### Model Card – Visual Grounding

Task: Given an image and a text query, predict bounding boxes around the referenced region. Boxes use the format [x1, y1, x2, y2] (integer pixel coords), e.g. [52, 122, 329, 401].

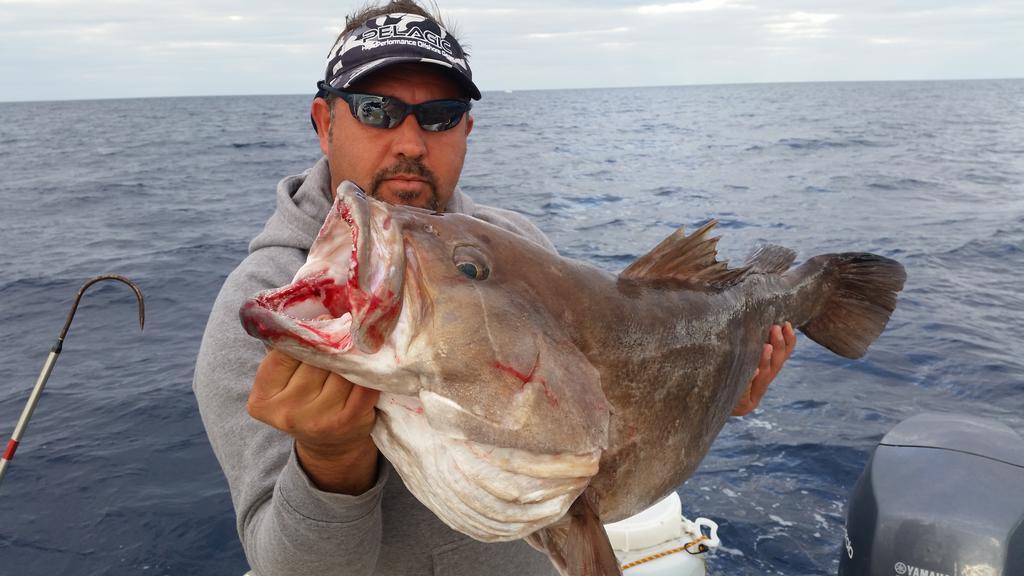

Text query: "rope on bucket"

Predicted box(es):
[620, 534, 711, 571]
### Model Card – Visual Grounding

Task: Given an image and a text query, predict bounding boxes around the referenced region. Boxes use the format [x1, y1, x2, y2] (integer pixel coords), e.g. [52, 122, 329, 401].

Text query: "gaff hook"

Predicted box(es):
[0, 274, 145, 489]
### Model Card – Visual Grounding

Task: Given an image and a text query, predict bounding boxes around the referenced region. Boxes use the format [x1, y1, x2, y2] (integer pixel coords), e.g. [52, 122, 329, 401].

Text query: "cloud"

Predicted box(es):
[154, 40, 309, 51]
[526, 26, 630, 40]
[634, 0, 742, 16]
[867, 37, 913, 46]
[764, 11, 839, 40]
[445, 7, 522, 16]
[1, 0, 1023, 101]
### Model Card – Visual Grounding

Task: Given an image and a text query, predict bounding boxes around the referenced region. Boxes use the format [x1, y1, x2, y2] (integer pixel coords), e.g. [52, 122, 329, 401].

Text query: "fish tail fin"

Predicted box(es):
[799, 253, 906, 359]
[526, 490, 622, 576]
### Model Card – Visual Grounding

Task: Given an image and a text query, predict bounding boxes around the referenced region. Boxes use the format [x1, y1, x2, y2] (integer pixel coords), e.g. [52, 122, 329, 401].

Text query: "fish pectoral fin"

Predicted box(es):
[528, 489, 622, 576]
[619, 219, 748, 287]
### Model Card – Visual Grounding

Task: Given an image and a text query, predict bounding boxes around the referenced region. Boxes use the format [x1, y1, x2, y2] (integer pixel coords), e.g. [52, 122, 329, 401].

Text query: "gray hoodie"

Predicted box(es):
[193, 158, 558, 576]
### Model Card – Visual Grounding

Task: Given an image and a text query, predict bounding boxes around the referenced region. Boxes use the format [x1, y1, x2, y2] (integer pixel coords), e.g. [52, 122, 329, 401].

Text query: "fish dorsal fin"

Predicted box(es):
[619, 220, 748, 286]
[743, 244, 797, 274]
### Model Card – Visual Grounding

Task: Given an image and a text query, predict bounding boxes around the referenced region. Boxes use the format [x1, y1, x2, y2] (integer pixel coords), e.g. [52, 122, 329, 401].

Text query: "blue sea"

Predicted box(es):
[1, 79, 1023, 576]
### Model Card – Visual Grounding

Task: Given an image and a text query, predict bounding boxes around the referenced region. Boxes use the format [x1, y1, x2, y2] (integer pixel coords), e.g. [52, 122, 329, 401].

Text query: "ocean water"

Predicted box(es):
[1, 79, 1022, 575]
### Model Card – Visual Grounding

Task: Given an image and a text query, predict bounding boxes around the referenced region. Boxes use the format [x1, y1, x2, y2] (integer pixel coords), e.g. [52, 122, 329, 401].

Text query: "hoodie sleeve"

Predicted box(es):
[193, 246, 387, 576]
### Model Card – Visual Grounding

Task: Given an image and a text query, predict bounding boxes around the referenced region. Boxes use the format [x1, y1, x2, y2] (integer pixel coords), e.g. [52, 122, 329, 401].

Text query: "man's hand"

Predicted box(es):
[247, 349, 380, 494]
[732, 322, 797, 416]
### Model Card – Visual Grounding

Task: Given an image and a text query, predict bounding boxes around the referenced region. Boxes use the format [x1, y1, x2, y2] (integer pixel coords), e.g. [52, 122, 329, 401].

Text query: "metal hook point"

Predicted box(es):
[58, 274, 145, 344]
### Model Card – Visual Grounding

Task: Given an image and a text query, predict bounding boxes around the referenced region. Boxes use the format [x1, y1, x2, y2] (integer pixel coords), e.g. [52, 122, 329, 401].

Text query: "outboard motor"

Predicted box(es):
[840, 413, 1024, 576]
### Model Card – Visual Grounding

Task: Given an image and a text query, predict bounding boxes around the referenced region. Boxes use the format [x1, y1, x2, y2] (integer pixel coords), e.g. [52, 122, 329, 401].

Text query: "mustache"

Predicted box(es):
[370, 158, 439, 210]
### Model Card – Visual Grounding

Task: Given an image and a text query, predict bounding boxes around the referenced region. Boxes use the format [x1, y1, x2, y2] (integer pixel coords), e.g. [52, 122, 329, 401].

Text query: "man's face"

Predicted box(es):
[311, 64, 474, 211]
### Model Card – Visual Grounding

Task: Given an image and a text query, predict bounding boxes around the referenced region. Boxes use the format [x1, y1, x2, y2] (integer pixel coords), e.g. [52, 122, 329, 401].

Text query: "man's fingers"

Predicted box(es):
[769, 325, 786, 374]
[293, 373, 379, 443]
[342, 384, 380, 421]
[753, 344, 772, 391]
[783, 321, 797, 356]
[272, 361, 332, 406]
[759, 342, 773, 376]
[252, 349, 302, 400]
[732, 367, 759, 416]
[734, 324, 795, 418]
[748, 366, 765, 396]
[308, 373, 377, 424]
[312, 371, 356, 409]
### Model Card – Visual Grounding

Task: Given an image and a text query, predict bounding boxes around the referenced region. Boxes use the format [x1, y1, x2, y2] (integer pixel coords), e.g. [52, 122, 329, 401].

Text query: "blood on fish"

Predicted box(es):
[360, 298, 401, 350]
[241, 312, 318, 348]
[387, 397, 424, 415]
[254, 274, 324, 310]
[400, 403, 424, 415]
[320, 282, 350, 318]
[254, 274, 351, 319]
[340, 205, 360, 283]
[493, 361, 559, 407]
[348, 289, 395, 314]
[541, 385, 560, 408]
[494, 361, 535, 385]
[302, 322, 354, 350]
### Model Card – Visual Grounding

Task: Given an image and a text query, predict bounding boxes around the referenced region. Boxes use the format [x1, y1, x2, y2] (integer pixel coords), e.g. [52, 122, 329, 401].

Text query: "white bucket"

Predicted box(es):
[604, 492, 720, 575]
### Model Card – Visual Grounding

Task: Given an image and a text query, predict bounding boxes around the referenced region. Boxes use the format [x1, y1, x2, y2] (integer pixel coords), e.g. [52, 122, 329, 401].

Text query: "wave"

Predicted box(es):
[866, 178, 939, 191]
[777, 137, 887, 151]
[230, 141, 288, 149]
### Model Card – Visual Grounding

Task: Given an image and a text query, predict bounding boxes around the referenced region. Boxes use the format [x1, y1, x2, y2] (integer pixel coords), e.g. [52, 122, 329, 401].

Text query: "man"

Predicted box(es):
[193, 2, 796, 575]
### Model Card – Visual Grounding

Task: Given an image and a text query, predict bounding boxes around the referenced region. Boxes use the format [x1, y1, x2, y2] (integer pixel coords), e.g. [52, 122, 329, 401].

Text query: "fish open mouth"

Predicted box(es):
[240, 182, 405, 356]
[240, 273, 357, 351]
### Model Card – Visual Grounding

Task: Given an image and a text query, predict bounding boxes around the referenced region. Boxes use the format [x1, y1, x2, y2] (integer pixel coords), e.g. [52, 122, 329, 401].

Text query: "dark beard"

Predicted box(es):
[370, 157, 440, 211]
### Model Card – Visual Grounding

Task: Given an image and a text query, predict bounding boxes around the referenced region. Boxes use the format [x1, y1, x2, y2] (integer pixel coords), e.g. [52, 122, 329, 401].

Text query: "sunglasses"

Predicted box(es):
[317, 81, 471, 132]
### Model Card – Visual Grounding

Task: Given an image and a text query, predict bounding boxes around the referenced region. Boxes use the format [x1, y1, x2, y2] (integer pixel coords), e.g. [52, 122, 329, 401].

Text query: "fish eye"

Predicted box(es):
[453, 246, 490, 281]
[456, 262, 486, 280]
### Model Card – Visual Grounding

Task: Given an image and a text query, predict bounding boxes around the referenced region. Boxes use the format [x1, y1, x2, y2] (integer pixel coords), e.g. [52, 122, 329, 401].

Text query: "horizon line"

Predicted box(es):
[1, 76, 1021, 105]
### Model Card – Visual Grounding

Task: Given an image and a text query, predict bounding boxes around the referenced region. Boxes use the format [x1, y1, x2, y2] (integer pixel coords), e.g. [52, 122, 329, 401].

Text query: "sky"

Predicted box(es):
[1, 0, 1022, 102]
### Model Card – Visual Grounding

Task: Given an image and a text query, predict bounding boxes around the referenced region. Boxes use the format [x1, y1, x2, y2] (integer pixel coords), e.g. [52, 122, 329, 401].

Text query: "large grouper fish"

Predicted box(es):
[239, 182, 906, 575]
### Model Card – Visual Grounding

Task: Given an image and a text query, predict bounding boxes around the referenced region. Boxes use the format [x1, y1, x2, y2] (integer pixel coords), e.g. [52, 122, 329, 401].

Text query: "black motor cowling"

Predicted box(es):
[840, 413, 1024, 576]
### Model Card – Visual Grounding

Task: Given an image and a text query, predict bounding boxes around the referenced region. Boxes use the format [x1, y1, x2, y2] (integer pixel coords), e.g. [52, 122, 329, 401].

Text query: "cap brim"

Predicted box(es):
[338, 56, 482, 101]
